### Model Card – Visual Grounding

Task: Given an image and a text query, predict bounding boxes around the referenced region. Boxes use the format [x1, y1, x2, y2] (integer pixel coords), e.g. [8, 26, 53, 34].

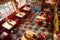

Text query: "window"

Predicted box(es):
[9, 4, 14, 13]
[7, 2, 12, 6]
[17, 0, 26, 8]
[0, 1, 15, 21]
[0, 9, 6, 14]
[0, 5, 3, 10]
[5, 7, 11, 15]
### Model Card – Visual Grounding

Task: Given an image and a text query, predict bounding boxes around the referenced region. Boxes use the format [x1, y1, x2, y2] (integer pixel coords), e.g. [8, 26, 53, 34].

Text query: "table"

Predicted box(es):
[21, 30, 37, 40]
[23, 6, 31, 11]
[36, 15, 46, 21]
[16, 12, 26, 18]
[2, 19, 16, 30]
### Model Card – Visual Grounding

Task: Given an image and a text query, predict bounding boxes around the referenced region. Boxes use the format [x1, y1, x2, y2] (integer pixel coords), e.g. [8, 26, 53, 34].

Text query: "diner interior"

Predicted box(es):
[0, 0, 60, 40]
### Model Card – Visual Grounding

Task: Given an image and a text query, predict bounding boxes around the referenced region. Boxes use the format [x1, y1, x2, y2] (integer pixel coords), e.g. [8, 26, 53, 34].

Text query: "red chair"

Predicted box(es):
[55, 31, 60, 37]
[0, 31, 11, 40]
[55, 31, 60, 40]
[35, 19, 43, 26]
[46, 15, 52, 22]
[37, 33, 47, 40]
[35, 19, 41, 26]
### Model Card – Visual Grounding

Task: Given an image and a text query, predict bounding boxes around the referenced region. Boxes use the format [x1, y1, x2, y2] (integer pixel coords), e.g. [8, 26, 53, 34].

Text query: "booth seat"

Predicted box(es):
[0, 27, 6, 34]
[0, 19, 6, 25]
[8, 12, 17, 20]
[13, 18, 21, 28]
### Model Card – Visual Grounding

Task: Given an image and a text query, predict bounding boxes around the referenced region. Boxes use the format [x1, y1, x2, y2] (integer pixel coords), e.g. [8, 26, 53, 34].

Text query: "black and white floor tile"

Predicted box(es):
[10, 9, 52, 40]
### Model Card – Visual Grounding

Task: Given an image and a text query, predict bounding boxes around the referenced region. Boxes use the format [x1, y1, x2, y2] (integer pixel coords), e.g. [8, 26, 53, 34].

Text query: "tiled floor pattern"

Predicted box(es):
[10, 10, 52, 40]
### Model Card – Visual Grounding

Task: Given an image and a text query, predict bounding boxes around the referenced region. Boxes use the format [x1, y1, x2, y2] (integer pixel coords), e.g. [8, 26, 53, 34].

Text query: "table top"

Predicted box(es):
[26, 30, 37, 36]
[21, 30, 37, 40]
[23, 6, 31, 11]
[16, 12, 26, 18]
[36, 15, 46, 20]
[2, 19, 16, 30]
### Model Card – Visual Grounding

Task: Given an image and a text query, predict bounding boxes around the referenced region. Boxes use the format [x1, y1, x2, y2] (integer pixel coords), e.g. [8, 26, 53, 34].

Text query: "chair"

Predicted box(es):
[0, 31, 11, 40]
[38, 33, 47, 40]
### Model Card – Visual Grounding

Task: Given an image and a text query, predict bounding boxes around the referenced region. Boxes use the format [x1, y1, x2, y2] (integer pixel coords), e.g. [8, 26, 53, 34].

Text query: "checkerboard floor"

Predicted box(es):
[10, 11, 52, 40]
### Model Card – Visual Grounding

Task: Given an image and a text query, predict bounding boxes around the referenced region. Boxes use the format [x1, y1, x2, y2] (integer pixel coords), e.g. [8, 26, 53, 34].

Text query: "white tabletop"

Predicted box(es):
[21, 30, 37, 40]
[23, 7, 31, 11]
[16, 12, 26, 18]
[36, 15, 46, 20]
[2, 20, 16, 30]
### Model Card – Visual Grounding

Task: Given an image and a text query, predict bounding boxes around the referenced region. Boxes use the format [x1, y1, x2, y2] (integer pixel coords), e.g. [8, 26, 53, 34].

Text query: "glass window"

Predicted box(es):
[4, 3, 8, 7]
[9, 5, 14, 13]
[17, 0, 26, 8]
[0, 6, 1, 10]
[0, 1, 15, 21]
[0, 9, 6, 14]
[4, 7, 11, 15]
[0, 5, 3, 10]
[7, 2, 12, 6]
